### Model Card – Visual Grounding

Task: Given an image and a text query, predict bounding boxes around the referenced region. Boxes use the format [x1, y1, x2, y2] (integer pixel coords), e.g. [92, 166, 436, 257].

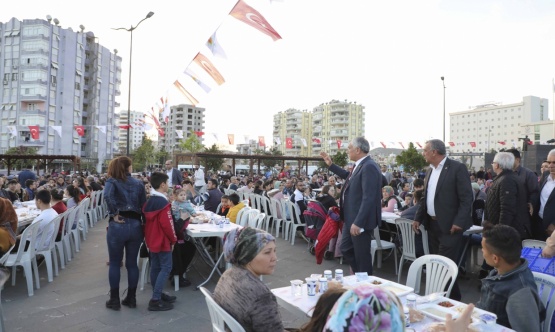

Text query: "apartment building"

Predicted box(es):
[158, 104, 205, 153]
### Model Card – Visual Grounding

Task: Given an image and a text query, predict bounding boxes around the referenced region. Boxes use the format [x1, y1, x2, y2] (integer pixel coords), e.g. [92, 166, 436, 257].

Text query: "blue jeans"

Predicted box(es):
[150, 251, 173, 300]
[107, 218, 143, 290]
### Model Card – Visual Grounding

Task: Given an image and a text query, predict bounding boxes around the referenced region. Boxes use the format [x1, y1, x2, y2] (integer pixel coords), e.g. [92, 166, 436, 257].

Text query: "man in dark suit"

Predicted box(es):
[164, 160, 183, 189]
[413, 139, 473, 301]
[537, 149, 555, 240]
[320, 137, 382, 275]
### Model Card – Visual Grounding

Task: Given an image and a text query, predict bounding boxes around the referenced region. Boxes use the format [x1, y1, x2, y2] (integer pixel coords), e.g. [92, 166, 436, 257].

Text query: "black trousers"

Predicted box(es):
[428, 220, 463, 301]
[340, 222, 373, 275]
[170, 241, 196, 276]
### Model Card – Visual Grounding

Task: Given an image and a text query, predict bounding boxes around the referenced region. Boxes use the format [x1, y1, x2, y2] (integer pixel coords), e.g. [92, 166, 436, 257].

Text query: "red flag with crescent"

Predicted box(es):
[285, 137, 293, 149]
[312, 137, 321, 144]
[448, 141, 455, 147]
[75, 125, 85, 137]
[193, 53, 225, 86]
[194, 131, 205, 137]
[230, 0, 282, 41]
[336, 140, 342, 149]
[258, 136, 265, 146]
[158, 128, 165, 137]
[469, 142, 476, 148]
[380, 142, 386, 148]
[119, 125, 132, 130]
[29, 126, 39, 139]
[498, 141, 506, 145]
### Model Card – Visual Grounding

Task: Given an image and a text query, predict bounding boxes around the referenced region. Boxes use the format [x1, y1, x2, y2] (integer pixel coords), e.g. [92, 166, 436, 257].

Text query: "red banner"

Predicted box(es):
[469, 142, 476, 148]
[75, 125, 85, 137]
[336, 140, 342, 149]
[194, 131, 205, 137]
[312, 138, 321, 144]
[28, 125, 39, 139]
[230, 0, 282, 41]
[193, 53, 225, 86]
[285, 137, 293, 149]
[258, 136, 265, 146]
[228, 134, 234, 145]
[380, 142, 386, 148]
[448, 142, 455, 147]
[498, 141, 506, 145]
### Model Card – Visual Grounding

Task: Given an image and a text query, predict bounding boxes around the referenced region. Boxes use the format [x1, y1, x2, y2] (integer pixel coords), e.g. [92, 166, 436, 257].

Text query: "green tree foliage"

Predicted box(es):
[179, 131, 204, 155]
[201, 144, 225, 172]
[395, 142, 426, 174]
[332, 151, 349, 167]
[4, 146, 38, 169]
[133, 135, 156, 171]
[254, 146, 284, 170]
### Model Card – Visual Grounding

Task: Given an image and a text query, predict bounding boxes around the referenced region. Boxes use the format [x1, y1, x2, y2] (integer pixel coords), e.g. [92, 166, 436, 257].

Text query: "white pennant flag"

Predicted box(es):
[176, 130, 183, 139]
[212, 133, 219, 142]
[51, 125, 62, 137]
[370, 141, 375, 148]
[7, 125, 17, 137]
[274, 137, 281, 145]
[95, 125, 106, 134]
[244, 135, 250, 144]
[328, 140, 334, 145]
[300, 138, 307, 147]
[512, 140, 517, 148]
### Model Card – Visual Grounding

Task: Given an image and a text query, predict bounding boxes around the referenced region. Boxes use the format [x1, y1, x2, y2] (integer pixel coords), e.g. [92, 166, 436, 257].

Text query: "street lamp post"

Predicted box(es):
[113, 11, 154, 156]
[441, 76, 446, 142]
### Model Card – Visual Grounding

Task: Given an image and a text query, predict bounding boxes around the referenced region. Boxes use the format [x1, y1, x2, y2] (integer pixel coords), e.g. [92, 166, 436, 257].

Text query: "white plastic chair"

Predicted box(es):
[85, 191, 97, 228]
[54, 206, 76, 269]
[248, 213, 265, 229]
[69, 199, 89, 254]
[235, 207, 251, 227]
[0, 245, 15, 266]
[268, 198, 284, 237]
[406, 254, 458, 297]
[280, 199, 293, 241]
[371, 227, 398, 274]
[199, 287, 246, 332]
[138, 242, 150, 291]
[62, 206, 80, 262]
[395, 218, 429, 283]
[4, 222, 41, 296]
[523, 239, 547, 249]
[35, 214, 63, 282]
[258, 196, 272, 232]
[245, 209, 260, 228]
[532, 271, 555, 332]
[286, 201, 305, 245]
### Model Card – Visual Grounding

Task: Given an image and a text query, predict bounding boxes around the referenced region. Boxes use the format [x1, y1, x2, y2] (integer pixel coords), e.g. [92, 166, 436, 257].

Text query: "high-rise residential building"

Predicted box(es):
[158, 104, 205, 153]
[0, 17, 121, 169]
[117, 110, 145, 153]
[272, 100, 365, 156]
[449, 96, 549, 152]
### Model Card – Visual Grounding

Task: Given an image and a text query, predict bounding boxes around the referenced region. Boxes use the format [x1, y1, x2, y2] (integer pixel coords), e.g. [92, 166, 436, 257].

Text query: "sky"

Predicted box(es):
[4, 0, 555, 150]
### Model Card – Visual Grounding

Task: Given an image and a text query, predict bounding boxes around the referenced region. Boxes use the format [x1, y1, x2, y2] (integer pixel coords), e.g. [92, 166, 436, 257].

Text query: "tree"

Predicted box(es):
[395, 142, 426, 174]
[4, 146, 38, 170]
[202, 144, 225, 173]
[133, 135, 156, 171]
[255, 146, 284, 170]
[331, 151, 348, 168]
[179, 131, 204, 164]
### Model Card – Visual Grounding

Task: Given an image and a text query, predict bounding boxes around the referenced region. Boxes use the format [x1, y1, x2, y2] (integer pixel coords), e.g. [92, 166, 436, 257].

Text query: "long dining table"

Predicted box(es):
[271, 275, 514, 331]
[15, 201, 39, 231]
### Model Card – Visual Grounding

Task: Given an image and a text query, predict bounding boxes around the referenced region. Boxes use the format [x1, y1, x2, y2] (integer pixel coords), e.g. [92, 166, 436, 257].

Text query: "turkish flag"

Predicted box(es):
[498, 141, 506, 145]
[230, 0, 282, 41]
[75, 125, 85, 137]
[29, 125, 39, 139]
[193, 53, 225, 86]
[258, 136, 265, 146]
[448, 141, 455, 147]
[194, 131, 205, 137]
[228, 134, 234, 145]
[527, 140, 534, 145]
[157, 128, 165, 137]
[336, 140, 342, 149]
[285, 137, 293, 149]
[380, 142, 386, 148]
[119, 125, 132, 130]
[312, 137, 321, 144]
[469, 142, 476, 148]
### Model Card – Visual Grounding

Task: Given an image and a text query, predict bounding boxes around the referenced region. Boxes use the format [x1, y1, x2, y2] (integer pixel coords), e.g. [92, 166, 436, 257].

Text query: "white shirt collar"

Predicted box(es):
[150, 190, 168, 200]
[430, 156, 448, 170]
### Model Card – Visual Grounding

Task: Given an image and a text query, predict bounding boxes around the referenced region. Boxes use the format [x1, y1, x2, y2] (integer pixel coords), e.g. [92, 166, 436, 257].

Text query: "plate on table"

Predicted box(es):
[419, 303, 459, 321]
[380, 283, 414, 297]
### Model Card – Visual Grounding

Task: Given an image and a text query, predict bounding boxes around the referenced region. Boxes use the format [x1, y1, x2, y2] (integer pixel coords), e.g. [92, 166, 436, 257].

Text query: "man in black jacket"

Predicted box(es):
[485, 152, 530, 239]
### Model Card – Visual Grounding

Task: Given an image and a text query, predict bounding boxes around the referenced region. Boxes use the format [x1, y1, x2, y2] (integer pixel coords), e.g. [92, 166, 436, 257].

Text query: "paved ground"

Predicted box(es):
[2, 218, 484, 331]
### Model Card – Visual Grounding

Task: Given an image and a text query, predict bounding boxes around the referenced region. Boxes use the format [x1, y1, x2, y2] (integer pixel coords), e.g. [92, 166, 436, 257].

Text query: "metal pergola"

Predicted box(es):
[0, 155, 81, 176]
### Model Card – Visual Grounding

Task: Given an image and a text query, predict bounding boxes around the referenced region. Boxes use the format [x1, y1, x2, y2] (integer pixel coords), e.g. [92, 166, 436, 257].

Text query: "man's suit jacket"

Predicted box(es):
[415, 158, 473, 234]
[170, 168, 183, 187]
[538, 175, 555, 230]
[329, 157, 382, 231]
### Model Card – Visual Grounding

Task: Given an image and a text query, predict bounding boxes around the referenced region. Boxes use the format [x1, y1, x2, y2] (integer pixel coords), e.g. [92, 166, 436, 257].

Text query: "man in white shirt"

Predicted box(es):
[193, 165, 206, 194]
[32, 189, 58, 251]
[237, 180, 254, 194]
[537, 149, 555, 240]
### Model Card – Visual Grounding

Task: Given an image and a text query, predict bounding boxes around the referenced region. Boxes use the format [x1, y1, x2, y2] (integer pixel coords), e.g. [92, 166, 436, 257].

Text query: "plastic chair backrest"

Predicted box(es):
[395, 218, 430, 259]
[532, 271, 555, 332]
[199, 287, 246, 332]
[78, 198, 91, 222]
[268, 198, 281, 219]
[62, 206, 79, 236]
[287, 201, 303, 225]
[253, 213, 266, 229]
[34, 214, 61, 252]
[11, 222, 40, 263]
[406, 254, 458, 297]
[236, 207, 250, 227]
[245, 209, 260, 228]
[523, 240, 547, 249]
[280, 199, 290, 221]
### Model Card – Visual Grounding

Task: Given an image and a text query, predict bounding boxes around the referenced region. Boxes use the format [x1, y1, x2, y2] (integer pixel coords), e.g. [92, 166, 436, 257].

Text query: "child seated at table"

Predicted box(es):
[169, 187, 197, 288]
[171, 188, 197, 222]
[217, 195, 230, 217]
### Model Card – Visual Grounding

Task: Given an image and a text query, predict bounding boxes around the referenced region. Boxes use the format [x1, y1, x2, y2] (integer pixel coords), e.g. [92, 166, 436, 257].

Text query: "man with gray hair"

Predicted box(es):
[320, 137, 382, 275]
[536, 149, 555, 240]
[414, 139, 473, 301]
[485, 152, 530, 239]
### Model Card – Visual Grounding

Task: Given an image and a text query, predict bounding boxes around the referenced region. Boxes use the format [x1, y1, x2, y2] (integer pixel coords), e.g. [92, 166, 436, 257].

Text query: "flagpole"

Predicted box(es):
[552, 78, 554, 141]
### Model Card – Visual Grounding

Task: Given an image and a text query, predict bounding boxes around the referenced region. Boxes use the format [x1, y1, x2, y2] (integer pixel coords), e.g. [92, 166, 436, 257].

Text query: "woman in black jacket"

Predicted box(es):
[316, 185, 338, 211]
